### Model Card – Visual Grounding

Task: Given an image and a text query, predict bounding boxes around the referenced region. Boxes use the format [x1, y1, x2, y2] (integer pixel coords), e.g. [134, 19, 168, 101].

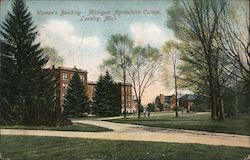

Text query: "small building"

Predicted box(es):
[179, 94, 196, 112]
[157, 93, 195, 112]
[159, 94, 175, 111]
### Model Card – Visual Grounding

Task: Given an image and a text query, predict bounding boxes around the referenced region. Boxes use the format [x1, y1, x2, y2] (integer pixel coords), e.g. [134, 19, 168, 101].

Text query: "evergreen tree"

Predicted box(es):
[0, 0, 60, 125]
[93, 71, 120, 117]
[63, 72, 89, 118]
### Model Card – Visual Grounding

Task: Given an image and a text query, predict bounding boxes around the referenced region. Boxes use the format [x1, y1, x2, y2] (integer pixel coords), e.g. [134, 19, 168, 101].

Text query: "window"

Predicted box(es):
[80, 75, 84, 81]
[63, 73, 68, 80]
[63, 83, 68, 89]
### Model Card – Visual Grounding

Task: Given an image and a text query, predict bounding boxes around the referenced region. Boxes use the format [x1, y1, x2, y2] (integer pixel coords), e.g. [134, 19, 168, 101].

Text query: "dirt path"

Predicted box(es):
[1, 119, 249, 148]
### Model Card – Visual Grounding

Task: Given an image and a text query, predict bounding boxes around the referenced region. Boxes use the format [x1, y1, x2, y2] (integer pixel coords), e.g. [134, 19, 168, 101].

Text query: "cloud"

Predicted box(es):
[38, 19, 101, 50]
[37, 19, 104, 80]
[130, 22, 168, 47]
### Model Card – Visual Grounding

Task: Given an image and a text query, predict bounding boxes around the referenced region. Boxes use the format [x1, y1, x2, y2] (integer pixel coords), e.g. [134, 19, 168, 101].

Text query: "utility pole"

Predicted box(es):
[172, 54, 178, 118]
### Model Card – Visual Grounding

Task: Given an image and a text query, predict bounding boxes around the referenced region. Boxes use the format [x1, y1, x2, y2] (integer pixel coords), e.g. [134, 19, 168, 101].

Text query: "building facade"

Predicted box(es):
[159, 94, 176, 111]
[116, 83, 135, 113]
[87, 82, 136, 113]
[50, 66, 136, 113]
[50, 66, 88, 111]
[157, 93, 196, 112]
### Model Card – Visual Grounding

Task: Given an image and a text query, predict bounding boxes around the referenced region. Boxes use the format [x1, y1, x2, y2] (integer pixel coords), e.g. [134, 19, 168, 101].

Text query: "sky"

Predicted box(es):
[0, 0, 187, 104]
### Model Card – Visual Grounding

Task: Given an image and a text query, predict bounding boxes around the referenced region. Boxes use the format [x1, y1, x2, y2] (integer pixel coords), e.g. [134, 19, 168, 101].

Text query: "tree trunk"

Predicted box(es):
[207, 57, 218, 120]
[219, 96, 225, 120]
[137, 98, 141, 118]
[173, 57, 178, 118]
[123, 69, 127, 118]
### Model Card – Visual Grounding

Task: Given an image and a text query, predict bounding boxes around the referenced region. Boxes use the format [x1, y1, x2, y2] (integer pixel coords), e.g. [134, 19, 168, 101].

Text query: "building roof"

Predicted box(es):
[117, 82, 132, 86]
[88, 81, 97, 85]
[51, 65, 88, 73]
[179, 94, 197, 101]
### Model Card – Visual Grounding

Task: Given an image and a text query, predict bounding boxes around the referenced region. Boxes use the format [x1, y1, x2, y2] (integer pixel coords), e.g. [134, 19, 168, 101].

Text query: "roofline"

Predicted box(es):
[54, 66, 88, 73]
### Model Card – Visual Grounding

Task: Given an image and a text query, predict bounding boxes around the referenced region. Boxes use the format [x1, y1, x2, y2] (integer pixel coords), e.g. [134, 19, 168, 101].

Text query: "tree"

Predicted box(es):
[218, 0, 250, 86]
[0, 0, 60, 125]
[167, 0, 228, 120]
[92, 71, 120, 117]
[127, 45, 161, 118]
[43, 46, 64, 67]
[63, 72, 89, 118]
[102, 34, 134, 118]
[147, 103, 156, 112]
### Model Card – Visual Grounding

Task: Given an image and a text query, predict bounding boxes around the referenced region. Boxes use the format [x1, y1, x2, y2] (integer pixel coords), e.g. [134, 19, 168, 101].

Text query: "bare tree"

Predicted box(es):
[102, 34, 134, 118]
[126, 45, 161, 118]
[218, 0, 250, 85]
[162, 41, 180, 118]
[167, 0, 227, 120]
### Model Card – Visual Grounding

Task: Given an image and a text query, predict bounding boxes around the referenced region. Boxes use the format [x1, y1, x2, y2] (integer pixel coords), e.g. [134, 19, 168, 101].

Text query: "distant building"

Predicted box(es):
[157, 93, 196, 112]
[179, 94, 196, 112]
[159, 94, 175, 111]
[50, 66, 135, 113]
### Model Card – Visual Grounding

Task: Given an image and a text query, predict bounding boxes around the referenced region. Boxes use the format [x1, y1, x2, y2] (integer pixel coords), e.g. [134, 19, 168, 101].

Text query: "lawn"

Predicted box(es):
[107, 112, 250, 135]
[1, 135, 249, 160]
[0, 123, 112, 132]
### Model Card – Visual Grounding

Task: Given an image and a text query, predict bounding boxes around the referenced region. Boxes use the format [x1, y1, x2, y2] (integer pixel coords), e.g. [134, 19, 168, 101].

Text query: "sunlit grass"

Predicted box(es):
[0, 122, 112, 132]
[108, 112, 250, 135]
[1, 135, 249, 160]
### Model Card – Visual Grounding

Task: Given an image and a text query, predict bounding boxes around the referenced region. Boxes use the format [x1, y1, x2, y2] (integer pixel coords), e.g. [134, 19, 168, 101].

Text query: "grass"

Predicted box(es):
[107, 112, 250, 135]
[0, 123, 112, 132]
[1, 135, 249, 160]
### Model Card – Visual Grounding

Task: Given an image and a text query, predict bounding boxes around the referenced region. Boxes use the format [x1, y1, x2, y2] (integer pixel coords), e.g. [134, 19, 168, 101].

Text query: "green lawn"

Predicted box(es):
[1, 135, 249, 160]
[0, 123, 112, 132]
[107, 112, 250, 135]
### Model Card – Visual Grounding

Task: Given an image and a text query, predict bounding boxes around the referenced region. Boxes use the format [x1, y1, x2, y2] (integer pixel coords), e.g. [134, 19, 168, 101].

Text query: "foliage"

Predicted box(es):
[127, 45, 161, 117]
[147, 103, 156, 112]
[92, 71, 120, 117]
[0, 0, 63, 125]
[43, 46, 64, 67]
[218, 1, 250, 85]
[103, 34, 161, 118]
[166, 0, 231, 120]
[161, 40, 180, 87]
[102, 34, 134, 118]
[192, 96, 210, 112]
[63, 72, 89, 118]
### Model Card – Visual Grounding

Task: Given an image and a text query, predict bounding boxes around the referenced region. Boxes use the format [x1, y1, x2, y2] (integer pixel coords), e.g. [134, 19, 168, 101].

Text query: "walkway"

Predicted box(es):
[1, 119, 249, 148]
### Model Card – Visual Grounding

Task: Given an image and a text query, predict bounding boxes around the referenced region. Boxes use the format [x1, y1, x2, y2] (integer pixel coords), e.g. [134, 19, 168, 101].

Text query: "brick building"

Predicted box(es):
[50, 66, 136, 113]
[87, 81, 136, 113]
[158, 94, 176, 111]
[116, 83, 135, 113]
[50, 66, 88, 111]
[157, 93, 196, 112]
